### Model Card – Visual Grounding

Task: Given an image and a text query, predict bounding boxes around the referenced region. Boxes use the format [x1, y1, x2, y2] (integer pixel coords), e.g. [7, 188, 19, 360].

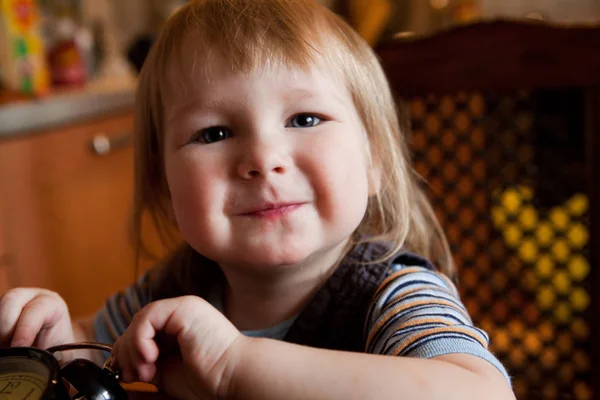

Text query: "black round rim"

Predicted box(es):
[0, 346, 62, 400]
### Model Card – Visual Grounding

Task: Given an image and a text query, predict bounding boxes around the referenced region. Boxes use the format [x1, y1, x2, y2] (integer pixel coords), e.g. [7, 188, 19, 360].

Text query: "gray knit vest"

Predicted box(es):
[149, 241, 436, 352]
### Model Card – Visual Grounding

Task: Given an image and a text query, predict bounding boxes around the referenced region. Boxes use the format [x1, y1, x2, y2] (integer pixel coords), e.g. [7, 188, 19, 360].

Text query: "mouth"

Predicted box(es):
[238, 203, 305, 219]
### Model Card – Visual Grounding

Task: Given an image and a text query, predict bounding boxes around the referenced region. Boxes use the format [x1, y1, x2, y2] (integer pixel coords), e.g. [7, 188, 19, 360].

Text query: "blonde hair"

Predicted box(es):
[133, 0, 454, 275]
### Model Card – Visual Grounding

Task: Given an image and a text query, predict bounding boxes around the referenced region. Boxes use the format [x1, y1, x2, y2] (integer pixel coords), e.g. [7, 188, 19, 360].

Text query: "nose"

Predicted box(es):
[236, 138, 291, 179]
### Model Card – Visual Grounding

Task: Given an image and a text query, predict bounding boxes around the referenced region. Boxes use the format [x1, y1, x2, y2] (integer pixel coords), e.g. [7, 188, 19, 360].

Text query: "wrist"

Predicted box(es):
[215, 334, 252, 400]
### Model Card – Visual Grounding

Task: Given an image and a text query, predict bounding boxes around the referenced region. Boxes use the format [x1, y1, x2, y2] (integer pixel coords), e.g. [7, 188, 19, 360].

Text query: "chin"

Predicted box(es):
[239, 238, 317, 269]
[252, 246, 312, 268]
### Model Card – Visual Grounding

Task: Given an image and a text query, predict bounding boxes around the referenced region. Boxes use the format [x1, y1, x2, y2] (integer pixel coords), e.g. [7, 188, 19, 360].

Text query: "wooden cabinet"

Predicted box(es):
[0, 110, 162, 317]
[0, 204, 10, 294]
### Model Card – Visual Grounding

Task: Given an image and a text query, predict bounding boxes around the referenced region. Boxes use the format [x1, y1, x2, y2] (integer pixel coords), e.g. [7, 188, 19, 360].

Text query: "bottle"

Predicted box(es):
[47, 16, 86, 87]
[74, 23, 96, 80]
[0, 0, 51, 96]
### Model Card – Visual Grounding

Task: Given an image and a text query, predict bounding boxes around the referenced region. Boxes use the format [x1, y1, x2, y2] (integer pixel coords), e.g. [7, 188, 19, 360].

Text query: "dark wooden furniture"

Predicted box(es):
[377, 20, 600, 400]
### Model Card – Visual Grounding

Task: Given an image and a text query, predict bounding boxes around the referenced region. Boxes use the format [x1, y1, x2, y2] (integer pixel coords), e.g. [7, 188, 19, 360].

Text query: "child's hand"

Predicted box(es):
[0, 288, 76, 348]
[111, 296, 243, 400]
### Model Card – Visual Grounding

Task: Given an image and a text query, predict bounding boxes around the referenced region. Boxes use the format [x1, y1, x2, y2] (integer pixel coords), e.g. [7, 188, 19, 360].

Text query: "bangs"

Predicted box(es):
[154, 0, 346, 88]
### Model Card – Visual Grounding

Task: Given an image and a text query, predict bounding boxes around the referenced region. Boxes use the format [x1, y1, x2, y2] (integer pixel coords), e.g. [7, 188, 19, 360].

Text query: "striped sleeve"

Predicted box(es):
[93, 271, 154, 344]
[365, 264, 511, 383]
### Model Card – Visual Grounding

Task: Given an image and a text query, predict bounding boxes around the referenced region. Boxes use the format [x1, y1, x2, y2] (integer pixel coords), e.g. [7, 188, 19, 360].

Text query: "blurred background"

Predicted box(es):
[2, 0, 600, 98]
[1, 0, 599, 96]
[1, 1, 600, 400]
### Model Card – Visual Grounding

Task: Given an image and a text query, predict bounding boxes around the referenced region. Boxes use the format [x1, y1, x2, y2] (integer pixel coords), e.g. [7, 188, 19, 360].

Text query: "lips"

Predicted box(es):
[237, 202, 305, 218]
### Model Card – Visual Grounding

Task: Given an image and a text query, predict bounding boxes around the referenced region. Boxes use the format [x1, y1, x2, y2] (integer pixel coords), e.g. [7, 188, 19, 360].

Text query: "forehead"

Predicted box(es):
[161, 40, 350, 108]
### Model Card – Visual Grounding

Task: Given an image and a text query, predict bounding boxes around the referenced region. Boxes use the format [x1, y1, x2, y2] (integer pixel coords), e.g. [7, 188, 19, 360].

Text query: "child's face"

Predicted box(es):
[162, 56, 375, 271]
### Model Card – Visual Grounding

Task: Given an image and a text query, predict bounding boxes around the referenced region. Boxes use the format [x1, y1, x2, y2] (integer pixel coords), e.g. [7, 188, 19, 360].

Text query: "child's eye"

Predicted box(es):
[194, 126, 232, 144]
[288, 114, 322, 128]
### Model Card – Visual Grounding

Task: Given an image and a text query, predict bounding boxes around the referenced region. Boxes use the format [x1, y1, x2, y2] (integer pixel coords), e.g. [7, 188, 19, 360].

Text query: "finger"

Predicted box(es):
[123, 340, 140, 383]
[135, 361, 157, 383]
[0, 289, 41, 345]
[126, 304, 176, 365]
[137, 296, 218, 347]
[112, 299, 190, 382]
[12, 294, 68, 347]
[136, 297, 194, 337]
[112, 328, 156, 383]
[132, 312, 161, 365]
[112, 335, 138, 383]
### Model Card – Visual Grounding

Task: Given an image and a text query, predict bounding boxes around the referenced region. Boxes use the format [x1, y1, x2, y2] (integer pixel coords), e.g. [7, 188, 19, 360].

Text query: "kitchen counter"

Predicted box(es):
[0, 79, 136, 139]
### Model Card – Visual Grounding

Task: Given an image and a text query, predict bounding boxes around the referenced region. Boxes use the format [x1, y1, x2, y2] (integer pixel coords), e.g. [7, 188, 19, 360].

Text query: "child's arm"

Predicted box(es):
[227, 336, 515, 400]
[112, 295, 515, 400]
[71, 316, 109, 364]
[73, 316, 96, 342]
[227, 265, 515, 400]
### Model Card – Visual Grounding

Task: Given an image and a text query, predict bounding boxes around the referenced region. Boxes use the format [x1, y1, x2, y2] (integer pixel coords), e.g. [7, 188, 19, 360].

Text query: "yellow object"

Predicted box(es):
[551, 240, 571, 262]
[537, 286, 555, 310]
[570, 288, 590, 312]
[550, 209, 570, 231]
[503, 224, 522, 247]
[347, 0, 392, 45]
[0, 0, 49, 95]
[501, 188, 522, 214]
[453, 0, 480, 23]
[519, 205, 538, 230]
[568, 255, 590, 281]
[552, 271, 571, 294]
[491, 187, 591, 322]
[567, 193, 589, 217]
[518, 239, 538, 262]
[567, 223, 589, 249]
[535, 256, 554, 278]
[535, 223, 554, 246]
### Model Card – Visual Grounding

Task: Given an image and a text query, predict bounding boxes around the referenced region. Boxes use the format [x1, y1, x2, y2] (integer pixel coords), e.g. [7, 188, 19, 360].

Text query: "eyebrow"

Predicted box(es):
[285, 88, 349, 108]
[286, 88, 318, 101]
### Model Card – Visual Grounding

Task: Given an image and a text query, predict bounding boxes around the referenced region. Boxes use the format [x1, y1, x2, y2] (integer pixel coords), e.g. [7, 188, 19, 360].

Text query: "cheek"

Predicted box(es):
[164, 154, 224, 235]
[301, 132, 370, 222]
